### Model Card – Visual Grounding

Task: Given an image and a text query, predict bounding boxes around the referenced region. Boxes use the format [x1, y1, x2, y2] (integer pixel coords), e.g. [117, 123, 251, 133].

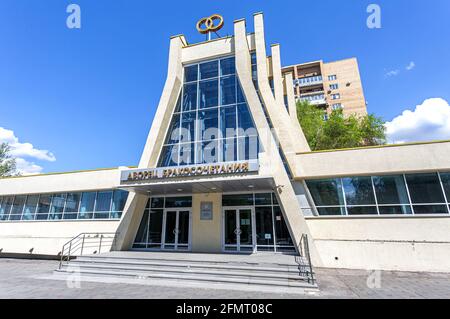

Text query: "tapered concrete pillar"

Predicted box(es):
[113, 35, 186, 251]
[234, 18, 322, 266]
[271, 44, 285, 109]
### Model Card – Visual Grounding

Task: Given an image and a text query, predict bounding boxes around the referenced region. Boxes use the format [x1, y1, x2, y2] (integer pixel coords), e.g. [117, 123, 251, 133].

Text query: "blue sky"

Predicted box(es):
[0, 0, 449, 174]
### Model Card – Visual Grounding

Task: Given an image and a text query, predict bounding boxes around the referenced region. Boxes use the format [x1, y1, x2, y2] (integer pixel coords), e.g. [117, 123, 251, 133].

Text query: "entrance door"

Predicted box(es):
[163, 209, 191, 250]
[223, 208, 255, 252]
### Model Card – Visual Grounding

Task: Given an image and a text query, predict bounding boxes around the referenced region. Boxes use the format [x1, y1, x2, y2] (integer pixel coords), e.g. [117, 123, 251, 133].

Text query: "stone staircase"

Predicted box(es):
[55, 251, 317, 292]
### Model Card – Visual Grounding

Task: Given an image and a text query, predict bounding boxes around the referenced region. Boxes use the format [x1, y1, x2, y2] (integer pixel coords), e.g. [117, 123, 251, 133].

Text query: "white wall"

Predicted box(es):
[306, 216, 450, 272]
[0, 220, 120, 256]
[0, 168, 122, 196]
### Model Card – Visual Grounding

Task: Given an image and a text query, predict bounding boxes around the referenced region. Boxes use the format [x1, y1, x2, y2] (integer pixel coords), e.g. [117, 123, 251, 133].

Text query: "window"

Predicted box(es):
[330, 83, 339, 90]
[94, 191, 113, 219]
[9, 195, 26, 221]
[332, 103, 343, 110]
[23, 195, 39, 220]
[306, 173, 450, 216]
[0, 190, 128, 222]
[63, 193, 81, 220]
[328, 75, 337, 81]
[158, 56, 258, 167]
[331, 93, 341, 100]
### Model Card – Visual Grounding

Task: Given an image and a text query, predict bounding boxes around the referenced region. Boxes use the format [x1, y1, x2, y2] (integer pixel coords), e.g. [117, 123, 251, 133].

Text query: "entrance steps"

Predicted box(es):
[55, 251, 317, 292]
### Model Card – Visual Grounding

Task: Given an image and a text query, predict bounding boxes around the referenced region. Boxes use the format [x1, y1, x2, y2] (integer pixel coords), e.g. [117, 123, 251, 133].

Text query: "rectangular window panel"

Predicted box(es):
[222, 194, 254, 206]
[220, 57, 235, 76]
[255, 206, 274, 246]
[22, 195, 39, 220]
[184, 65, 198, 83]
[111, 190, 128, 219]
[237, 136, 259, 161]
[221, 138, 237, 162]
[0, 197, 11, 221]
[180, 111, 196, 143]
[49, 194, 66, 220]
[79, 192, 96, 219]
[199, 79, 219, 109]
[195, 140, 219, 164]
[439, 173, 450, 200]
[317, 207, 346, 216]
[133, 210, 149, 248]
[199, 60, 218, 80]
[164, 113, 181, 144]
[347, 206, 378, 215]
[413, 205, 448, 215]
[9, 195, 26, 220]
[63, 193, 81, 220]
[379, 205, 412, 215]
[148, 210, 163, 245]
[94, 191, 112, 219]
[273, 206, 294, 247]
[373, 175, 410, 205]
[165, 196, 192, 208]
[220, 75, 236, 106]
[197, 108, 219, 141]
[237, 103, 256, 135]
[220, 106, 237, 139]
[406, 173, 446, 204]
[342, 177, 376, 206]
[36, 195, 51, 220]
[255, 193, 272, 206]
[158, 144, 180, 167]
[150, 198, 164, 209]
[182, 83, 197, 111]
[178, 143, 195, 166]
[306, 179, 345, 206]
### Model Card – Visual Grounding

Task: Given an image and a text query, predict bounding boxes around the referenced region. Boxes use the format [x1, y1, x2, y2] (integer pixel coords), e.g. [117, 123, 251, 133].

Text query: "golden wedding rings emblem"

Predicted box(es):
[196, 14, 224, 34]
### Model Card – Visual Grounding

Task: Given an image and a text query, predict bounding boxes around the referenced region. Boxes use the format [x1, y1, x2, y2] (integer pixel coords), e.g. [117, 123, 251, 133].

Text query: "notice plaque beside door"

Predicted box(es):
[200, 202, 213, 220]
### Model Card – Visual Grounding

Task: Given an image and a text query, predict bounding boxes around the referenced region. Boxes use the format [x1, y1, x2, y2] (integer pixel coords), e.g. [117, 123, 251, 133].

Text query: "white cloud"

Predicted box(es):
[406, 61, 416, 71]
[14, 158, 43, 176]
[0, 127, 56, 175]
[385, 69, 400, 77]
[385, 98, 450, 144]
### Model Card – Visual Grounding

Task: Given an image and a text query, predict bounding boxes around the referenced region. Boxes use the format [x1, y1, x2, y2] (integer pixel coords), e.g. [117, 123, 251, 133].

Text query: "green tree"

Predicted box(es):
[0, 143, 17, 177]
[297, 101, 386, 151]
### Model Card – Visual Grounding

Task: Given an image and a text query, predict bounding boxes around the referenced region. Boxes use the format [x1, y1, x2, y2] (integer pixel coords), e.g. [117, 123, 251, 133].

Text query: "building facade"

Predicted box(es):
[282, 58, 368, 117]
[0, 13, 449, 273]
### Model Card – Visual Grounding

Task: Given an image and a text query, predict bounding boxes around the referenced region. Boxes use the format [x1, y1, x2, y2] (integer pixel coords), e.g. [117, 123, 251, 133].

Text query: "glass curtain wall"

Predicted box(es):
[307, 172, 450, 216]
[158, 56, 259, 167]
[0, 190, 128, 221]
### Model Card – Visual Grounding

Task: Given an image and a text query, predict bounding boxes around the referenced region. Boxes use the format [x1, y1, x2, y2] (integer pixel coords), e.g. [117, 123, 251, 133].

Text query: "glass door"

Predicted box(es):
[223, 207, 255, 252]
[163, 209, 191, 251]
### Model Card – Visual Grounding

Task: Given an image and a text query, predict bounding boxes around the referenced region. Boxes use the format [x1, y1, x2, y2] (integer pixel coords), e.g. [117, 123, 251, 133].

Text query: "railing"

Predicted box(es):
[59, 232, 117, 269]
[296, 233, 315, 285]
[294, 76, 323, 87]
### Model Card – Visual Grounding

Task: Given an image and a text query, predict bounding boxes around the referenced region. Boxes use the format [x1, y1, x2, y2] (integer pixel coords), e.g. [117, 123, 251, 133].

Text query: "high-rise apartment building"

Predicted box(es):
[282, 58, 367, 117]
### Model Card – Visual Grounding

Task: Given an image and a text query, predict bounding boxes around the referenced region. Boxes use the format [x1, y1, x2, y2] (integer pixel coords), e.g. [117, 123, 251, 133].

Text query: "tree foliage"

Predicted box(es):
[296, 101, 386, 151]
[0, 143, 17, 177]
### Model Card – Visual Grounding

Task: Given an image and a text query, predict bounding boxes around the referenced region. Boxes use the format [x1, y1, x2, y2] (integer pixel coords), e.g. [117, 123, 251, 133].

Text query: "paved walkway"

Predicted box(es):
[0, 258, 449, 299]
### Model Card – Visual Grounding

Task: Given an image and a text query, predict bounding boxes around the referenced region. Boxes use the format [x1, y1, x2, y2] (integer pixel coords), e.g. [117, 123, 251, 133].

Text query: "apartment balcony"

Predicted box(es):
[294, 75, 323, 87]
[297, 93, 327, 106]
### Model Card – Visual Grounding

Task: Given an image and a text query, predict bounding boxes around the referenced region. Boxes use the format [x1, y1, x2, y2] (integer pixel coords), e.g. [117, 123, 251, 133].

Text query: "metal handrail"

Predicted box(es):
[298, 233, 315, 285]
[59, 232, 117, 269]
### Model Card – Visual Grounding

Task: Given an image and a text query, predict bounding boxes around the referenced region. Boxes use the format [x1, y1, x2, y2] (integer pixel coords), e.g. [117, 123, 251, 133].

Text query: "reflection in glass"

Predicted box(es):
[406, 173, 446, 204]
[199, 79, 218, 109]
[306, 179, 345, 207]
[342, 177, 376, 206]
[199, 60, 218, 79]
[373, 175, 409, 204]
[22, 195, 39, 220]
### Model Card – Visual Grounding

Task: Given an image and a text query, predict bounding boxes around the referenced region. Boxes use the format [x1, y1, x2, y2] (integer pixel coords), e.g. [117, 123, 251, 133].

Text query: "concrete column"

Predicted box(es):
[254, 13, 310, 162]
[113, 35, 186, 251]
[270, 44, 285, 108]
[234, 18, 322, 266]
